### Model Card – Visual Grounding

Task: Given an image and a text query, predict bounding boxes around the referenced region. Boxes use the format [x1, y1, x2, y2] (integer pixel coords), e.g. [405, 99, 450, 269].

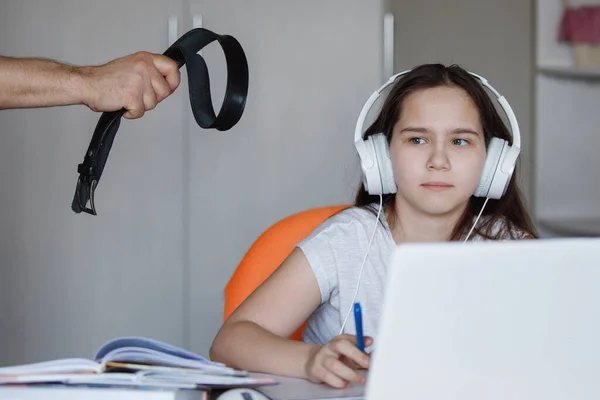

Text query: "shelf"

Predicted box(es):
[538, 65, 600, 80]
[538, 217, 600, 237]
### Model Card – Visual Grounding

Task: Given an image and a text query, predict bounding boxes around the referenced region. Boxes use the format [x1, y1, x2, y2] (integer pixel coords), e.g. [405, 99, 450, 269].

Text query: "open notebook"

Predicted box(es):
[0, 336, 276, 389]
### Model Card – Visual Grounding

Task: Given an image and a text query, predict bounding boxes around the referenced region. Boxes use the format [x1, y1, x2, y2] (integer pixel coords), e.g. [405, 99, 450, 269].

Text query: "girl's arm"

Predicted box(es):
[210, 247, 322, 378]
[210, 247, 370, 388]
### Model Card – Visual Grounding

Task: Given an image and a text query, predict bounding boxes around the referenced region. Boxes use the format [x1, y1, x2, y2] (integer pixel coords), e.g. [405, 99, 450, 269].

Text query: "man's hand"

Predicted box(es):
[80, 51, 180, 119]
[0, 51, 180, 115]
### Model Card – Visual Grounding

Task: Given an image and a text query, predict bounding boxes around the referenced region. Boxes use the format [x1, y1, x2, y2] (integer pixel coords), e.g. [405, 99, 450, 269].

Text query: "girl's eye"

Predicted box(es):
[409, 137, 426, 145]
[452, 138, 469, 146]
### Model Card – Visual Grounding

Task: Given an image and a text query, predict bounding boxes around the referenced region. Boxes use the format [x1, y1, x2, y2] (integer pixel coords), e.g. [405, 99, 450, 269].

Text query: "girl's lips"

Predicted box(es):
[421, 182, 453, 191]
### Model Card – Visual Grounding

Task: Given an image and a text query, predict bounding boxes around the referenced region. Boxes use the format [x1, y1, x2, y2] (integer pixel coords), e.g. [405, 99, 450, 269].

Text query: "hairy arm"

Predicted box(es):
[0, 55, 85, 109]
[0, 51, 180, 119]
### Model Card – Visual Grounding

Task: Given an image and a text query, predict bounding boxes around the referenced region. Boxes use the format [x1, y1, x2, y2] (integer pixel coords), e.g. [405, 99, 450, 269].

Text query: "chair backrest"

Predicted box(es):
[224, 204, 350, 341]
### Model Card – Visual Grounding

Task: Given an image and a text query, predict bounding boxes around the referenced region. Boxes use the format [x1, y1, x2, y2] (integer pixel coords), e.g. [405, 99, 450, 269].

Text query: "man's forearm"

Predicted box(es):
[0, 51, 180, 118]
[0, 56, 88, 109]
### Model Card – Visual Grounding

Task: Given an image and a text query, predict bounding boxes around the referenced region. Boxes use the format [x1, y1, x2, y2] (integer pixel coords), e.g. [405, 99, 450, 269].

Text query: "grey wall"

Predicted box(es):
[186, 0, 385, 356]
[0, 0, 385, 363]
[0, 0, 539, 366]
[0, 0, 189, 365]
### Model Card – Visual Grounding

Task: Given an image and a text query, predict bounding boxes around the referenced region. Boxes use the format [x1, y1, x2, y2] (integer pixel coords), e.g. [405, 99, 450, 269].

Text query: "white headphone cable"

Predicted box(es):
[463, 197, 490, 242]
[339, 193, 383, 335]
[339, 194, 489, 336]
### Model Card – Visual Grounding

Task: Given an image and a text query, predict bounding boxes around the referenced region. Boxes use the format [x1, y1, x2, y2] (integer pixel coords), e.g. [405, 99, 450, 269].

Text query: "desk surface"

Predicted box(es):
[251, 372, 365, 400]
[0, 374, 364, 400]
[0, 386, 206, 400]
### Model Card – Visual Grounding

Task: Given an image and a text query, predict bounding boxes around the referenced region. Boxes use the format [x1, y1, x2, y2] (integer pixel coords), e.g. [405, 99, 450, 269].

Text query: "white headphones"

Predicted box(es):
[353, 69, 521, 200]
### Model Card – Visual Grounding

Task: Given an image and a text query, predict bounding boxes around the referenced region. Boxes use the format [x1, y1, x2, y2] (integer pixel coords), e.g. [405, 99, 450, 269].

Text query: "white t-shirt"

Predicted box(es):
[295, 204, 529, 346]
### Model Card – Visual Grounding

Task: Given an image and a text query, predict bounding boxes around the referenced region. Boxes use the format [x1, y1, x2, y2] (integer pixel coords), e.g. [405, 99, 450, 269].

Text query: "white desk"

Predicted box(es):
[0, 374, 364, 400]
[0, 386, 206, 400]
[251, 373, 364, 400]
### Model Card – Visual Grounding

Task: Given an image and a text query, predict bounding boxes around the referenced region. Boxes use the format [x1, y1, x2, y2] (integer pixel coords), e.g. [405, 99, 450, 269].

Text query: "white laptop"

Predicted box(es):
[366, 237, 600, 400]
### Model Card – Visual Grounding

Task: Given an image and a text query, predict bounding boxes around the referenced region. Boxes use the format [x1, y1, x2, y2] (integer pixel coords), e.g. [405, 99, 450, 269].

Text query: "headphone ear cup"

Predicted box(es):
[474, 137, 507, 198]
[370, 133, 397, 195]
[360, 136, 382, 195]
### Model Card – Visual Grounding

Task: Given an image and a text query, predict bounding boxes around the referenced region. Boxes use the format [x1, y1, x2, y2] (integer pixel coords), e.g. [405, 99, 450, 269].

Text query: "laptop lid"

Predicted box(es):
[366, 238, 600, 400]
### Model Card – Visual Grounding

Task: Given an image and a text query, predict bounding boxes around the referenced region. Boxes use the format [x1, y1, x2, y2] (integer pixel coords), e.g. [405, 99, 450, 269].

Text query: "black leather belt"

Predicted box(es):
[72, 28, 249, 215]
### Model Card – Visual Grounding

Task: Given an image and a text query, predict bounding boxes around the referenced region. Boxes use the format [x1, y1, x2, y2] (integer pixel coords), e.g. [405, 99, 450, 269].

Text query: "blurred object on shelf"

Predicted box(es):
[559, 0, 600, 67]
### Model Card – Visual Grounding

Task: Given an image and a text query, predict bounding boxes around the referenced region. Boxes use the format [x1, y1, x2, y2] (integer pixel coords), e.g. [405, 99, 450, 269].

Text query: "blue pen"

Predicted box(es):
[354, 302, 365, 352]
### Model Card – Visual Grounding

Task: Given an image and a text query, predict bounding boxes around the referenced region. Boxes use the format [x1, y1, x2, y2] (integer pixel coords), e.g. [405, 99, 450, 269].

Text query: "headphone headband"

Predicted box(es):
[354, 70, 521, 155]
[354, 68, 521, 198]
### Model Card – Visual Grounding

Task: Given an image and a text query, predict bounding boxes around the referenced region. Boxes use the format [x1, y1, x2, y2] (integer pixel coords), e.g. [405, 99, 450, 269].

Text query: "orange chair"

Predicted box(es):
[223, 204, 350, 341]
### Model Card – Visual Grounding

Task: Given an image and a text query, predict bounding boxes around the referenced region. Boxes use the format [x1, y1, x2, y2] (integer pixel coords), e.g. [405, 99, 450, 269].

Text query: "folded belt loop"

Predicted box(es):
[72, 28, 249, 215]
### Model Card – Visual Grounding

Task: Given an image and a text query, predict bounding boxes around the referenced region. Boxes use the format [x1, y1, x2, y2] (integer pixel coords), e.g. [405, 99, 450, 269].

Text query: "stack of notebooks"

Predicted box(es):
[0, 336, 277, 392]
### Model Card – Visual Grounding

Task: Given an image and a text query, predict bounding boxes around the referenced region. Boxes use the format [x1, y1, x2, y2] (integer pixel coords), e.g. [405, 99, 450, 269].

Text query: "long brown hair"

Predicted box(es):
[354, 63, 537, 240]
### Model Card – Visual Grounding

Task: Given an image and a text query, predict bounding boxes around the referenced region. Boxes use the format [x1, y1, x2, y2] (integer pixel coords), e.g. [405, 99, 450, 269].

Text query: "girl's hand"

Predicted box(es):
[304, 334, 373, 388]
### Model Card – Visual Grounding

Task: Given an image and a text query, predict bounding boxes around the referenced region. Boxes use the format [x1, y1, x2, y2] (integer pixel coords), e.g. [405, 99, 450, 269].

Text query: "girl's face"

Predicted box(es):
[389, 85, 487, 217]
